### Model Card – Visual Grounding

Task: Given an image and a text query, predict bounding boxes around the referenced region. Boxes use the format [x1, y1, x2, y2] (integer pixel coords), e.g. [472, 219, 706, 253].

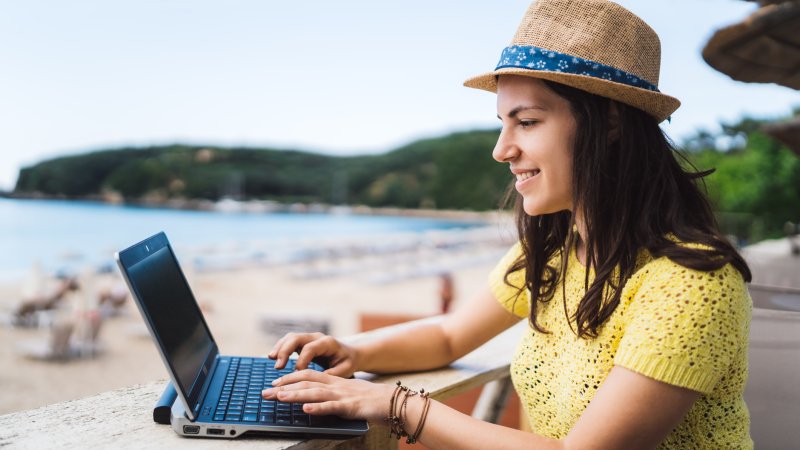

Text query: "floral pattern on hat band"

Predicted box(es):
[495, 45, 660, 92]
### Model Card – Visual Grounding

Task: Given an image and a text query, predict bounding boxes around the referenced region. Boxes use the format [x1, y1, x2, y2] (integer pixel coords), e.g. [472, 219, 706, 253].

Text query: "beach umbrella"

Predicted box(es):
[702, 0, 800, 90]
[763, 116, 800, 156]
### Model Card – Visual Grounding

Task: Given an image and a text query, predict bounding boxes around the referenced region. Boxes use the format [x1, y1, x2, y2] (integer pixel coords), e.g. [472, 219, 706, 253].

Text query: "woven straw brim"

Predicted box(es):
[464, 68, 680, 123]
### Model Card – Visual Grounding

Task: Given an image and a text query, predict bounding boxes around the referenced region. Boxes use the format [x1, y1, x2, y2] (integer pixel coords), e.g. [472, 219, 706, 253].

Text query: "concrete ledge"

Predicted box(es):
[0, 317, 523, 449]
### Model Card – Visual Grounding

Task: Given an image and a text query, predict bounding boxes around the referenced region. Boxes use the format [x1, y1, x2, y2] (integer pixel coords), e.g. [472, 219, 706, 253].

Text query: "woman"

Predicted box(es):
[262, 0, 753, 448]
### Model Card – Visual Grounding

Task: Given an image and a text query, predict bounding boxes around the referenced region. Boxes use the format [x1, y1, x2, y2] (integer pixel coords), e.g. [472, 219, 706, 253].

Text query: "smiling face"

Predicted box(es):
[494, 75, 577, 217]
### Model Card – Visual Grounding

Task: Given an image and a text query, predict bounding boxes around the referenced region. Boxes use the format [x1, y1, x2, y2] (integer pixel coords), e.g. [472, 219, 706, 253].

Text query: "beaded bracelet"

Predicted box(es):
[386, 381, 406, 438]
[407, 388, 431, 444]
[384, 381, 432, 445]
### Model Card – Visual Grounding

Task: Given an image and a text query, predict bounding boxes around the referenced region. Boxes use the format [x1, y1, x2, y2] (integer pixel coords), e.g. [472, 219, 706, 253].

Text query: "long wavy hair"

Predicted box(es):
[504, 80, 751, 338]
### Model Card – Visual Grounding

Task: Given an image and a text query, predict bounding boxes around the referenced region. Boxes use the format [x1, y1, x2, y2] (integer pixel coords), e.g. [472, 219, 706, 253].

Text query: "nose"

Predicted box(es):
[492, 129, 519, 163]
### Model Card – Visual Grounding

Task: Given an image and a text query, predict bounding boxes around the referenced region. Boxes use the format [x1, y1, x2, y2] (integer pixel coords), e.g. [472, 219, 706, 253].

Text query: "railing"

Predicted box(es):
[0, 317, 523, 449]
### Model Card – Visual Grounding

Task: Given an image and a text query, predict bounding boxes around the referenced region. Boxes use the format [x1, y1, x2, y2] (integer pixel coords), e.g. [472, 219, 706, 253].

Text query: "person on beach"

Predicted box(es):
[262, 0, 753, 448]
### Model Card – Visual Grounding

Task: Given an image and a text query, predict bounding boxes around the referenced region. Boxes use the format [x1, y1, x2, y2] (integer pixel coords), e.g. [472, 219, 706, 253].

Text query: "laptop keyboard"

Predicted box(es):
[212, 357, 317, 425]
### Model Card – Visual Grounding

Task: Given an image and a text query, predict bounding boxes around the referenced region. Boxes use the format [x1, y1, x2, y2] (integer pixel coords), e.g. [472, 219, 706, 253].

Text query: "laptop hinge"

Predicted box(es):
[193, 355, 221, 416]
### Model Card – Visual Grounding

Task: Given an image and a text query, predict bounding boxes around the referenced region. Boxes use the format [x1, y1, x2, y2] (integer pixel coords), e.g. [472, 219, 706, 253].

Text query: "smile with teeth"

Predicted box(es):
[516, 169, 541, 182]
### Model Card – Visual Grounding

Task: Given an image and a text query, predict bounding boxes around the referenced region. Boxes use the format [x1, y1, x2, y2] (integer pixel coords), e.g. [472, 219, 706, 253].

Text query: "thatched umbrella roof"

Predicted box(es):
[702, 1, 800, 89]
[763, 116, 800, 155]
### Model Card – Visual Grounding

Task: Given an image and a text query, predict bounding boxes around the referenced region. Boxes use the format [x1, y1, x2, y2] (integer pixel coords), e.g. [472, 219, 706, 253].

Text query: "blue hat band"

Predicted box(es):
[495, 45, 660, 93]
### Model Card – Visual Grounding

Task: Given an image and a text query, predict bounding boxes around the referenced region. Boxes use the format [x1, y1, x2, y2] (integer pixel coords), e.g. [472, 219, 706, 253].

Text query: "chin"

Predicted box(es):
[521, 201, 547, 217]
[521, 198, 565, 217]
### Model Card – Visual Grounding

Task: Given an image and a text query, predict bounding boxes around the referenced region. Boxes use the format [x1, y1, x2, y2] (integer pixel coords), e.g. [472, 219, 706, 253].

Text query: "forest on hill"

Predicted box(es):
[13, 115, 800, 241]
[14, 129, 510, 211]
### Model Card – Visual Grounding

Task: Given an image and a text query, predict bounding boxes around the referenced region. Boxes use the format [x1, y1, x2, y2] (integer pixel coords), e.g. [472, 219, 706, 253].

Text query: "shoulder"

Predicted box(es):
[615, 245, 752, 394]
[636, 240, 747, 291]
[489, 242, 525, 293]
[626, 249, 750, 320]
[489, 242, 529, 318]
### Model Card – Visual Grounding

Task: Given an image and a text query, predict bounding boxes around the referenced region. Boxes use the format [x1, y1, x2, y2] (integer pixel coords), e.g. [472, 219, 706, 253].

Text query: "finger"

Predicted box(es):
[276, 332, 329, 368]
[294, 336, 336, 370]
[303, 401, 345, 417]
[268, 335, 289, 359]
[271, 333, 297, 368]
[273, 333, 313, 369]
[323, 360, 354, 378]
[276, 387, 336, 404]
[273, 369, 332, 386]
[261, 380, 325, 399]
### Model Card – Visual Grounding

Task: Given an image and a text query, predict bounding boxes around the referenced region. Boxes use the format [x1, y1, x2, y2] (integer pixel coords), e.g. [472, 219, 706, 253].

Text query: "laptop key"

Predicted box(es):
[260, 413, 275, 423]
[243, 414, 258, 422]
[225, 414, 241, 421]
[275, 417, 292, 426]
[292, 415, 309, 426]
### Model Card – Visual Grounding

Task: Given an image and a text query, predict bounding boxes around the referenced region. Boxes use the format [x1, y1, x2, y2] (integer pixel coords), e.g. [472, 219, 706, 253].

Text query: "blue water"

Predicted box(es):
[0, 198, 481, 280]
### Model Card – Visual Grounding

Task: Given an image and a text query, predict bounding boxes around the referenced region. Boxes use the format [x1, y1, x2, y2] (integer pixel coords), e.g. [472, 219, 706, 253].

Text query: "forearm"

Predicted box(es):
[353, 322, 456, 374]
[352, 287, 521, 374]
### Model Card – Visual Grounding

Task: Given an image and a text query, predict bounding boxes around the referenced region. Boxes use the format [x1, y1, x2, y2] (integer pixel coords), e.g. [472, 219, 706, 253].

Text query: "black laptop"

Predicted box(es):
[115, 232, 369, 439]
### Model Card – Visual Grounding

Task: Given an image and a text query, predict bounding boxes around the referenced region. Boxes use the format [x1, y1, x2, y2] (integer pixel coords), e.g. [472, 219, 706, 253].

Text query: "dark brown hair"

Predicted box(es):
[504, 80, 752, 338]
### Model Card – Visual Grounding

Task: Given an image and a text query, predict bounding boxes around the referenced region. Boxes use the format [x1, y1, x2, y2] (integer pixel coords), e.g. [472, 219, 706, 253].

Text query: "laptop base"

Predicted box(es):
[170, 399, 368, 439]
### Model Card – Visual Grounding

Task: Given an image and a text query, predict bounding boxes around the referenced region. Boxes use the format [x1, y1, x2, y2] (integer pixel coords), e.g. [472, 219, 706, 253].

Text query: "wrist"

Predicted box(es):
[350, 342, 368, 373]
[384, 382, 433, 444]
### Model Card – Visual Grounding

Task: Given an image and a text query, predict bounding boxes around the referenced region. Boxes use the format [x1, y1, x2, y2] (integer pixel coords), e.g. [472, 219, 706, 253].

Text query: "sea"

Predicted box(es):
[0, 198, 485, 281]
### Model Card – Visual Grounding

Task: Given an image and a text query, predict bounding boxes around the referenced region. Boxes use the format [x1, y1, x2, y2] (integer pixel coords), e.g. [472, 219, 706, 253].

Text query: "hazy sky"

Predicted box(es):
[1, 0, 798, 190]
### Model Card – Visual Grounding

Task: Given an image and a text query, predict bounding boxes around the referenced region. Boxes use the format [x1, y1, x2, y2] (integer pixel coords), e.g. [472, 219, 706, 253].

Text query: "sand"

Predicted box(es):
[0, 227, 512, 415]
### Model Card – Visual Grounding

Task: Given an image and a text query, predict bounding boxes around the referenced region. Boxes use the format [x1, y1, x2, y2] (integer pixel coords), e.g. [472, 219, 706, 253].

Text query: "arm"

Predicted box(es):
[354, 286, 522, 373]
[401, 366, 698, 449]
[270, 285, 522, 375]
[265, 365, 699, 450]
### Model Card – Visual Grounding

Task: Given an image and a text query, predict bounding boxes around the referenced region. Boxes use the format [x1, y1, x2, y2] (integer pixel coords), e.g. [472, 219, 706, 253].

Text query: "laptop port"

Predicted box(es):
[207, 428, 225, 436]
[182, 425, 200, 435]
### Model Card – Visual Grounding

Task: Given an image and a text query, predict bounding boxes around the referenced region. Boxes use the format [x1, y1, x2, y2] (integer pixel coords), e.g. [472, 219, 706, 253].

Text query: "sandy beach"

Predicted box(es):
[0, 223, 514, 415]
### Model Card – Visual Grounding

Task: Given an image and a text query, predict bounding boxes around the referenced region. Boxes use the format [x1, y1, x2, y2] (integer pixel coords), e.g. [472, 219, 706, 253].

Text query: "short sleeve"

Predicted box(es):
[489, 242, 530, 318]
[614, 258, 751, 394]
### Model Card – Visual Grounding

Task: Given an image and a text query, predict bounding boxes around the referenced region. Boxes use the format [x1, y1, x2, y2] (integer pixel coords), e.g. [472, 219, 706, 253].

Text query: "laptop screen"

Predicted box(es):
[118, 233, 216, 414]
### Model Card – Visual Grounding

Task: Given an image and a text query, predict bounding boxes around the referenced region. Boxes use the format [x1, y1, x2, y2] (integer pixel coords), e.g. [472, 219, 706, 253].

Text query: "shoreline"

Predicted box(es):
[2, 194, 510, 223]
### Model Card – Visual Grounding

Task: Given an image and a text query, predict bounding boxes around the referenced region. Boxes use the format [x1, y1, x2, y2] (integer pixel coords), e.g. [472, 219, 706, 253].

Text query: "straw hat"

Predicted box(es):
[464, 0, 680, 122]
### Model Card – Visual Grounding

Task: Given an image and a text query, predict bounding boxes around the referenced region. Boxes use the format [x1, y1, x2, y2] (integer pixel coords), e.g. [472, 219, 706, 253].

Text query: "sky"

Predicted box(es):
[1, 0, 798, 191]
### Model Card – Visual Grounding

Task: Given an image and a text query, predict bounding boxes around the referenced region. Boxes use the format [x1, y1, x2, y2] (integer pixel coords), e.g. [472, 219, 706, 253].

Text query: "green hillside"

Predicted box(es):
[14, 129, 511, 210]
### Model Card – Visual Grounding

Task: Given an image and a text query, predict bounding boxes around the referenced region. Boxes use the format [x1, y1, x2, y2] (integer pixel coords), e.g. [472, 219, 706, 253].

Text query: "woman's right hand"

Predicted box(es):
[268, 332, 359, 378]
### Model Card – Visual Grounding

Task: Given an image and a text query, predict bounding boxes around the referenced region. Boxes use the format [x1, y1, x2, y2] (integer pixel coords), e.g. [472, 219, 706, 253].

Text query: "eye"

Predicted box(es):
[520, 120, 538, 128]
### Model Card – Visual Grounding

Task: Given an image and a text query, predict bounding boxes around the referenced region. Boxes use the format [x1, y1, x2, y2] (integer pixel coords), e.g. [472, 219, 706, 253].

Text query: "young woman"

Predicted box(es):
[262, 0, 753, 448]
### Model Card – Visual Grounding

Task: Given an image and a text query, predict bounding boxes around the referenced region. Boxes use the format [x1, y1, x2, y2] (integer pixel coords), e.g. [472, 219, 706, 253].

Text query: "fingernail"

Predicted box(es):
[271, 378, 281, 386]
[262, 388, 273, 396]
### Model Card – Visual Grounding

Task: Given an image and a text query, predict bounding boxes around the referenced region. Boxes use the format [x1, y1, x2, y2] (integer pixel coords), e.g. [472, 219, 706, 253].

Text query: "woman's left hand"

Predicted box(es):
[261, 370, 395, 422]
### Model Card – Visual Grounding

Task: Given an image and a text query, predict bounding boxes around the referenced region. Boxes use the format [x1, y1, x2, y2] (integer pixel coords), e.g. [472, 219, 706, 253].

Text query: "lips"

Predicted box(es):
[515, 169, 540, 182]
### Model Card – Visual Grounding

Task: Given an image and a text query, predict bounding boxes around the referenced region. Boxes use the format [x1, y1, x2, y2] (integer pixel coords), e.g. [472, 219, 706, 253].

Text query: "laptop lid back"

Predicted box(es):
[115, 232, 217, 421]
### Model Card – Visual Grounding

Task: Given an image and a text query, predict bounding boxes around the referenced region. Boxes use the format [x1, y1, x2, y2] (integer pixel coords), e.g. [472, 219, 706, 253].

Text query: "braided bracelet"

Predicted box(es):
[386, 381, 405, 438]
[407, 388, 431, 444]
[384, 381, 432, 444]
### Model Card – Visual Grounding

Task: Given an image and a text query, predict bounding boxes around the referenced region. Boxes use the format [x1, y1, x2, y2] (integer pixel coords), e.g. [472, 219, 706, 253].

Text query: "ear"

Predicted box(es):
[607, 101, 620, 144]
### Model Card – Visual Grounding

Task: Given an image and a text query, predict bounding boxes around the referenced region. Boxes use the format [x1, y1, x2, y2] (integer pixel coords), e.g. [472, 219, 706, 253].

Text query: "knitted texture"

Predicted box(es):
[490, 242, 753, 449]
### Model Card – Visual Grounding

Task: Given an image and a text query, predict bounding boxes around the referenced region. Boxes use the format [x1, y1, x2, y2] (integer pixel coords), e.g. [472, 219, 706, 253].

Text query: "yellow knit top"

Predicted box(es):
[490, 242, 752, 449]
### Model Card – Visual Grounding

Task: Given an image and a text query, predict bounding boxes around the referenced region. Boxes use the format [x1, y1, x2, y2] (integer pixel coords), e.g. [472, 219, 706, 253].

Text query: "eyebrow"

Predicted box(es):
[497, 105, 548, 120]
